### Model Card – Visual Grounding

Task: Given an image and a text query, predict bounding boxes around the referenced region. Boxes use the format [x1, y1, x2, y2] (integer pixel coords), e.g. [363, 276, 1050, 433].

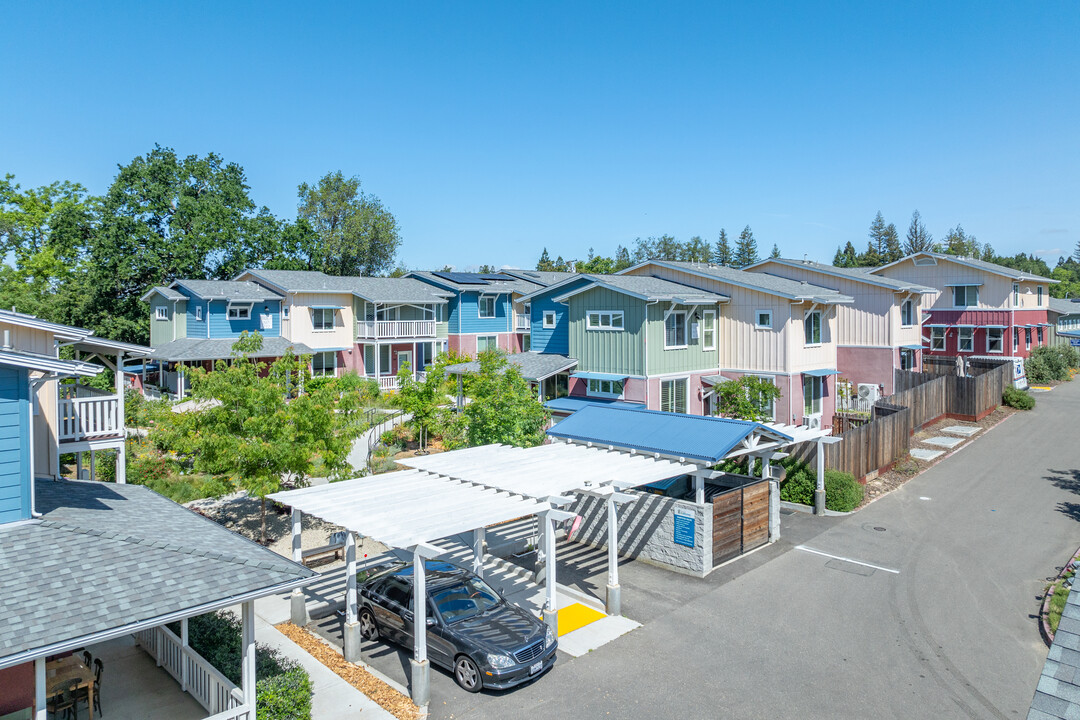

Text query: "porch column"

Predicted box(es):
[90, 450, 96, 482]
[343, 532, 361, 662]
[34, 657, 46, 720]
[178, 362, 185, 400]
[241, 601, 256, 713]
[815, 438, 826, 515]
[411, 546, 430, 706]
[456, 374, 463, 411]
[290, 508, 309, 626]
[76, 452, 83, 480]
[116, 351, 127, 483]
[606, 497, 620, 616]
[472, 526, 485, 579]
[541, 510, 558, 634]
[180, 618, 189, 692]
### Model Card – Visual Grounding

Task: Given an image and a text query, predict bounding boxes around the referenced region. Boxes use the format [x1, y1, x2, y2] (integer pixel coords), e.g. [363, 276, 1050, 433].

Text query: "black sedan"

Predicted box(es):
[357, 560, 557, 692]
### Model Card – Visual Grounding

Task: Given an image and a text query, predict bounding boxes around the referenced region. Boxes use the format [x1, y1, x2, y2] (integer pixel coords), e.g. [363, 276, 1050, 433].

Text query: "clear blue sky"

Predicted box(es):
[3, 2, 1078, 271]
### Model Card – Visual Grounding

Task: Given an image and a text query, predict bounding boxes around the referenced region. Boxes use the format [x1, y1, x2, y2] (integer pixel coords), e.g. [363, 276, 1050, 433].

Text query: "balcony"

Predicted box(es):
[58, 383, 122, 442]
[357, 319, 436, 340]
[376, 370, 425, 392]
[515, 313, 530, 332]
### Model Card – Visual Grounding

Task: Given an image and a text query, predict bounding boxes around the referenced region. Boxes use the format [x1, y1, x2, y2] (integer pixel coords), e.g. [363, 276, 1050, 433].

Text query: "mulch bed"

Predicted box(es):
[276, 622, 422, 719]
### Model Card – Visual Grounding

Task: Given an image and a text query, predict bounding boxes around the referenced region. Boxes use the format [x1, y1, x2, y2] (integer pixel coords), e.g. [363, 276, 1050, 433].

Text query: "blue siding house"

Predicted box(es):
[519, 275, 595, 356]
[0, 365, 30, 524]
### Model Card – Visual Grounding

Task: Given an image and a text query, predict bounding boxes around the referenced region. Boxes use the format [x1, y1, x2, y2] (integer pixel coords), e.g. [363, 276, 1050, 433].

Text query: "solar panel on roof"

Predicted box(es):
[479, 273, 509, 280]
[431, 271, 490, 285]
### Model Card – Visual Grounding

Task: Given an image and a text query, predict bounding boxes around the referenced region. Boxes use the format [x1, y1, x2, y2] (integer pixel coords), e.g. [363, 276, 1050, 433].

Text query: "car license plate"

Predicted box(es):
[530, 661, 542, 675]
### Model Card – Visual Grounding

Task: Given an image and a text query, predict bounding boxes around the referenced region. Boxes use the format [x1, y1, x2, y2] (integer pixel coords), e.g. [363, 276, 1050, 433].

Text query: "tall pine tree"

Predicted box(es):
[713, 229, 733, 266]
[769, 243, 781, 259]
[883, 223, 902, 262]
[536, 247, 554, 271]
[904, 210, 934, 254]
[868, 211, 889, 258]
[734, 225, 758, 268]
[832, 242, 858, 267]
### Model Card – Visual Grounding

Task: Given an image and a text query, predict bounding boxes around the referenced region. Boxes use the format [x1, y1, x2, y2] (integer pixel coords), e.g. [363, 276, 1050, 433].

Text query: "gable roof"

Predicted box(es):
[172, 279, 283, 302]
[1049, 297, 1080, 316]
[149, 336, 314, 362]
[746, 258, 938, 294]
[552, 274, 729, 304]
[499, 270, 579, 286]
[617, 261, 853, 303]
[408, 270, 544, 296]
[0, 479, 314, 667]
[516, 274, 597, 303]
[140, 286, 187, 302]
[0, 309, 90, 341]
[873, 252, 1057, 283]
[240, 269, 451, 304]
[444, 351, 578, 382]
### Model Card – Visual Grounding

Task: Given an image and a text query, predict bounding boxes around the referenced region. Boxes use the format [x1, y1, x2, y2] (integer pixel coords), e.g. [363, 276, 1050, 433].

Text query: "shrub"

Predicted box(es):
[257, 667, 312, 720]
[824, 470, 863, 512]
[1003, 385, 1036, 410]
[1027, 346, 1069, 384]
[129, 451, 170, 484]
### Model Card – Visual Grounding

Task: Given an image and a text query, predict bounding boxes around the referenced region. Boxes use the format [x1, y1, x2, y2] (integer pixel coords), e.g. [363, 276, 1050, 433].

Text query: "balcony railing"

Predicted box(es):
[515, 314, 530, 331]
[357, 320, 436, 339]
[58, 384, 122, 442]
[377, 371, 425, 392]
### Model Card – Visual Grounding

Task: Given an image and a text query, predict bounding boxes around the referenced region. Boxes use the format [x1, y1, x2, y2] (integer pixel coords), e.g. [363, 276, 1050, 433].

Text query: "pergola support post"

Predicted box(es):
[693, 475, 705, 505]
[241, 601, 256, 714]
[542, 510, 558, 634]
[472, 526, 485, 579]
[814, 438, 826, 515]
[115, 351, 126, 483]
[343, 532, 361, 662]
[34, 657, 45, 720]
[180, 617, 190, 691]
[290, 508, 309, 627]
[410, 546, 431, 706]
[605, 497, 621, 616]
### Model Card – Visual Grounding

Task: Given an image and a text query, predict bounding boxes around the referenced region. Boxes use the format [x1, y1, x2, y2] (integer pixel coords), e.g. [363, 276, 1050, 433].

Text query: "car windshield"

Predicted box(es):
[431, 577, 502, 623]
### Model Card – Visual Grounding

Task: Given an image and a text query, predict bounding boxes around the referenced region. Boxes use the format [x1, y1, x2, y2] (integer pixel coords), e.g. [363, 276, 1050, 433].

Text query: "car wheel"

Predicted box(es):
[359, 608, 379, 641]
[454, 655, 482, 693]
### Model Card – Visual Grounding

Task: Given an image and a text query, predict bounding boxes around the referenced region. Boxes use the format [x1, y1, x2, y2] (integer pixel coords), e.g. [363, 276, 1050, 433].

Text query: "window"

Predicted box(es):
[282, 305, 290, 320]
[194, 305, 203, 321]
[380, 578, 411, 608]
[660, 378, 687, 414]
[1025, 328, 1032, 349]
[987, 328, 1003, 353]
[900, 349, 916, 371]
[952, 286, 979, 308]
[312, 351, 336, 377]
[379, 345, 391, 373]
[1038, 327, 1044, 344]
[803, 376, 822, 417]
[665, 312, 687, 348]
[1038, 286, 1044, 305]
[1014, 328, 1020, 350]
[900, 300, 915, 327]
[478, 295, 496, 318]
[804, 311, 822, 346]
[755, 310, 772, 329]
[701, 310, 716, 351]
[312, 308, 335, 331]
[751, 376, 776, 420]
[477, 335, 497, 352]
[522, 334, 531, 352]
[228, 306, 250, 320]
[1013, 283, 1020, 306]
[586, 311, 624, 331]
[363, 345, 375, 375]
[543, 311, 556, 329]
[931, 327, 946, 351]
[958, 327, 974, 352]
[155, 306, 168, 320]
[587, 378, 623, 397]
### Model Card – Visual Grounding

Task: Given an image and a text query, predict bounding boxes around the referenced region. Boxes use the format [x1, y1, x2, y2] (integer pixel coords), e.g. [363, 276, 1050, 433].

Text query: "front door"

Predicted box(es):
[397, 351, 412, 374]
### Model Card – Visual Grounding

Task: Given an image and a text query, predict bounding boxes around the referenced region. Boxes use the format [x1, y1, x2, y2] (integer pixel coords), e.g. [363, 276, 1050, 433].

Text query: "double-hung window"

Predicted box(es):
[930, 327, 946, 351]
[1014, 328, 1020, 350]
[477, 335, 498, 352]
[900, 300, 915, 327]
[751, 376, 776, 420]
[587, 378, 623, 398]
[701, 310, 716, 351]
[312, 351, 336, 377]
[543, 311, 557, 329]
[1038, 327, 1044, 344]
[155, 306, 168, 320]
[586, 311, 624, 331]
[664, 312, 687, 348]
[803, 376, 822, 417]
[900, 349, 916, 371]
[986, 328, 1003, 353]
[1013, 283, 1020, 306]
[312, 307, 335, 331]
[958, 327, 974, 353]
[1025, 328, 1032, 349]
[1038, 286, 1044, 305]
[228, 306, 250, 320]
[804, 311, 822, 346]
[660, 378, 687, 414]
[478, 296, 496, 319]
[952, 285, 979, 308]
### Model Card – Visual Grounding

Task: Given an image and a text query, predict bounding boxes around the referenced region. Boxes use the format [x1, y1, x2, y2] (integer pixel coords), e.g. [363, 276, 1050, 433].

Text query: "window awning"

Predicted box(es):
[571, 371, 631, 382]
[803, 368, 840, 377]
[310, 305, 344, 310]
[944, 283, 983, 287]
[544, 397, 646, 414]
[701, 374, 734, 386]
[900, 344, 924, 351]
[982, 325, 1007, 329]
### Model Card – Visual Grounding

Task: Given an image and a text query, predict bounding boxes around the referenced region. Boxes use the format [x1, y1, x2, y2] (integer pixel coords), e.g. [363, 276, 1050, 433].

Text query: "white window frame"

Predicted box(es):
[952, 285, 979, 308]
[751, 375, 776, 421]
[958, 327, 974, 352]
[803, 376, 822, 417]
[477, 335, 498, 353]
[543, 311, 556, 329]
[228, 306, 250, 320]
[660, 378, 688, 414]
[986, 328, 1003, 354]
[312, 351, 337, 377]
[586, 311, 624, 331]
[1038, 286, 1044, 305]
[664, 312, 687, 349]
[311, 307, 335, 331]
[755, 310, 772, 329]
[282, 305, 290, 320]
[804, 310, 822, 346]
[155, 306, 168, 321]
[478, 295, 496, 319]
[701, 310, 716, 351]
[1014, 328, 1020, 350]
[899, 349, 916, 371]
[930, 327, 946, 351]
[587, 378, 624, 398]
[1013, 283, 1020, 306]
[1038, 326, 1044, 344]
[194, 305, 203, 322]
[900, 299, 914, 327]
[1025, 328, 1032, 349]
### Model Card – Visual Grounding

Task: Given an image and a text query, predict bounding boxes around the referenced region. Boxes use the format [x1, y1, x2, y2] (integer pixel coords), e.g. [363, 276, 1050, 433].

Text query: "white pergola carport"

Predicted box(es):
[764, 422, 843, 514]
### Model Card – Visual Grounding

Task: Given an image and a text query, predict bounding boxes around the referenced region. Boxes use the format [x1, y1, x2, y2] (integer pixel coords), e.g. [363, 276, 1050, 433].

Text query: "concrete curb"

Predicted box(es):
[1039, 545, 1080, 647]
[779, 500, 853, 517]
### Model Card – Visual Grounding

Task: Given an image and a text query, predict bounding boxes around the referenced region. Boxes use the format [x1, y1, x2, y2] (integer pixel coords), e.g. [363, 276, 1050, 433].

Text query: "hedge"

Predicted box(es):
[778, 461, 864, 512]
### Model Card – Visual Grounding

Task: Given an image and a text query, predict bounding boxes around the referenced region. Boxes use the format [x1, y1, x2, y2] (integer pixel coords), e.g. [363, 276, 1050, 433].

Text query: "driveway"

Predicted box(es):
[431, 381, 1079, 719]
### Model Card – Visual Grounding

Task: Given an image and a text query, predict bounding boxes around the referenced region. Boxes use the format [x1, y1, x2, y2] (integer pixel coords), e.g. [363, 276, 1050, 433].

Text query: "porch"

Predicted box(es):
[357, 319, 436, 339]
[80, 635, 206, 720]
[57, 384, 122, 443]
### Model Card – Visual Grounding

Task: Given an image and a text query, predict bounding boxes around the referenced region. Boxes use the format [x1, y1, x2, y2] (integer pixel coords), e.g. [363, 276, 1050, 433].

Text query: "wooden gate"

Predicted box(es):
[712, 480, 771, 566]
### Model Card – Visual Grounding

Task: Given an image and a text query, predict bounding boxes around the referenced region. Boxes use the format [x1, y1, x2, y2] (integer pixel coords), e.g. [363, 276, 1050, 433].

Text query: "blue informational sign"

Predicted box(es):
[673, 510, 695, 548]
[1071, 338, 1080, 348]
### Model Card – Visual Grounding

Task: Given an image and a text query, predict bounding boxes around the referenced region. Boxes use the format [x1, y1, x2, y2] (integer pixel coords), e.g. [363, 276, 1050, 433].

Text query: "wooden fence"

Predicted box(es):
[792, 359, 1012, 480]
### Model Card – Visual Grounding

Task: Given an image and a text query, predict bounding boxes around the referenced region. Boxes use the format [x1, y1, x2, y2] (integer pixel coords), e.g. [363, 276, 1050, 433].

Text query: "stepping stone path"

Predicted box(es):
[924, 436, 965, 449]
[910, 448, 945, 461]
[942, 425, 981, 437]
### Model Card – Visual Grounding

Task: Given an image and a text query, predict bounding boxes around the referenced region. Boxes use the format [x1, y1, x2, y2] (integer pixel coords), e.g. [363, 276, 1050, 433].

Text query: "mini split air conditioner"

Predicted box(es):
[805, 414, 822, 429]
[857, 383, 881, 403]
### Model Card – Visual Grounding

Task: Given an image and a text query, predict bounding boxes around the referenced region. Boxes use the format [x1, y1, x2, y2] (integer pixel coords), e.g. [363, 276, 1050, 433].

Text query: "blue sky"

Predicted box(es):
[3, 2, 1078, 271]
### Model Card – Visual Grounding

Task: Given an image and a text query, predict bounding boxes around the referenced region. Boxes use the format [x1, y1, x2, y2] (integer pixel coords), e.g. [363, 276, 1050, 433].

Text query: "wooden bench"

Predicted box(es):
[301, 541, 346, 567]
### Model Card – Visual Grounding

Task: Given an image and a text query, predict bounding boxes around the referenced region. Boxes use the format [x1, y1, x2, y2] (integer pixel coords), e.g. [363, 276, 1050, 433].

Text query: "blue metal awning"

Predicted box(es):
[900, 344, 923, 351]
[803, 368, 840, 377]
[544, 397, 646, 414]
[310, 305, 344, 310]
[644, 476, 681, 492]
[571, 371, 631, 382]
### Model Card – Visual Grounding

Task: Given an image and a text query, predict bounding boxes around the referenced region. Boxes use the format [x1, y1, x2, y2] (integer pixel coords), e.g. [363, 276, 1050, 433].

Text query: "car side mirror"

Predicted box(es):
[426, 617, 437, 627]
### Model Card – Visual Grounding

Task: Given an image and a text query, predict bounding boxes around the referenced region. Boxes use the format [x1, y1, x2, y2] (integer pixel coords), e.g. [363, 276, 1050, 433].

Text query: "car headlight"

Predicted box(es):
[545, 625, 556, 649]
[486, 653, 515, 669]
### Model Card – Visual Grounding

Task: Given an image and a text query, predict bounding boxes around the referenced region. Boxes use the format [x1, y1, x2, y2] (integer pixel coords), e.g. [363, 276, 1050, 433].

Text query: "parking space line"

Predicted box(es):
[795, 545, 900, 574]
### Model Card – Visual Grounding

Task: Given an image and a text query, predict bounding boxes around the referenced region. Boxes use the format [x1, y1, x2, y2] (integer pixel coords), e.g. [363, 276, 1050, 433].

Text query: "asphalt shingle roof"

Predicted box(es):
[241, 269, 452, 303]
[554, 274, 729, 303]
[652, 261, 854, 302]
[1049, 298, 1080, 316]
[146, 286, 186, 301]
[1030, 582, 1080, 719]
[880, 252, 1056, 283]
[501, 270, 580, 286]
[444, 352, 578, 381]
[0, 480, 315, 664]
[150, 336, 314, 362]
[409, 271, 544, 296]
[173, 280, 283, 301]
[755, 258, 938, 293]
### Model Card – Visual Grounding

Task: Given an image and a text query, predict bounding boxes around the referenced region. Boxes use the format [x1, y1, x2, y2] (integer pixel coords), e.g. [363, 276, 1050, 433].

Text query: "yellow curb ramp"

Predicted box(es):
[557, 602, 606, 636]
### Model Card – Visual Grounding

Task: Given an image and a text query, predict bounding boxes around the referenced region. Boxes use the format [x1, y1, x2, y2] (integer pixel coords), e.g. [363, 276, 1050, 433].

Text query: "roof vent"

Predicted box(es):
[2, 329, 11, 351]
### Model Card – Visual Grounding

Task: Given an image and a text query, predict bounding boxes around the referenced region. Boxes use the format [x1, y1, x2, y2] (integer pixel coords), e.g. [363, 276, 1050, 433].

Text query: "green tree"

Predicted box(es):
[682, 236, 711, 262]
[942, 224, 979, 257]
[613, 245, 632, 271]
[713, 229, 734, 266]
[536, 248, 554, 271]
[769, 243, 781, 259]
[832, 242, 858, 268]
[577, 252, 616, 274]
[715, 376, 782, 421]
[297, 170, 401, 277]
[904, 210, 933, 254]
[463, 352, 549, 447]
[856, 241, 881, 267]
[882, 223, 901, 262]
[868, 211, 889, 258]
[734, 225, 759, 268]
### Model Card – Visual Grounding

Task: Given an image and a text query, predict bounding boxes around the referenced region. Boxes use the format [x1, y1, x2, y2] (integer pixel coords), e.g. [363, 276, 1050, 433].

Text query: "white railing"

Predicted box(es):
[58, 395, 121, 441]
[59, 383, 114, 400]
[135, 626, 249, 720]
[379, 375, 399, 391]
[515, 314, 530, 331]
[356, 319, 436, 339]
